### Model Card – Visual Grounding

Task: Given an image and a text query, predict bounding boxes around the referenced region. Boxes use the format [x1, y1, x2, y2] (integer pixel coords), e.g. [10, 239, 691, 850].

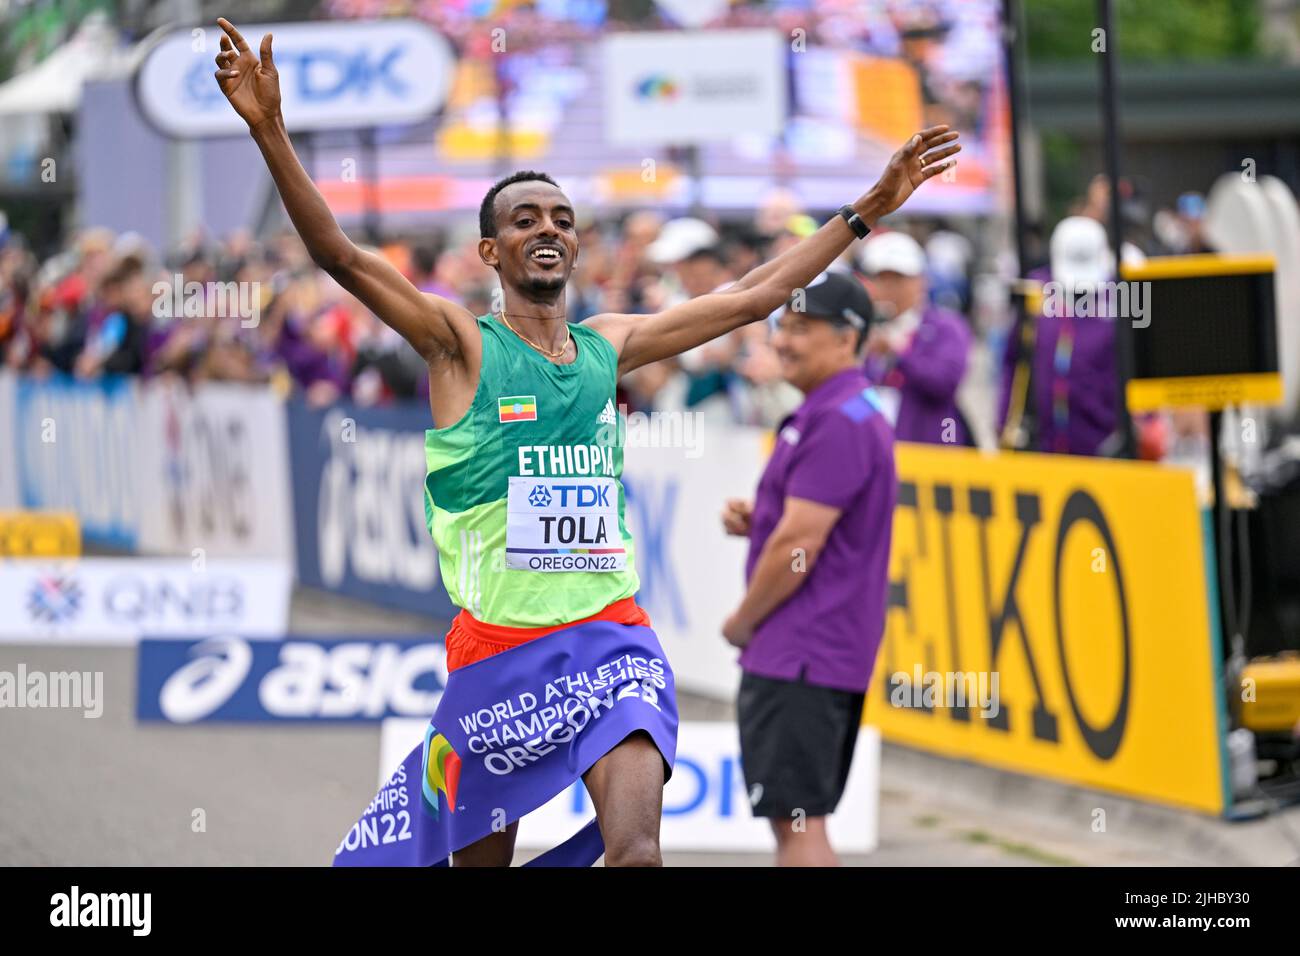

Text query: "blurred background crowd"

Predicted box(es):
[1, 0, 1298, 457]
[0, 174, 1231, 452]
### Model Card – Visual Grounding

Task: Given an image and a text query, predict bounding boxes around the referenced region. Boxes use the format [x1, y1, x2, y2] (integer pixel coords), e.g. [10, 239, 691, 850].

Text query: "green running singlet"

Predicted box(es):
[423, 315, 639, 627]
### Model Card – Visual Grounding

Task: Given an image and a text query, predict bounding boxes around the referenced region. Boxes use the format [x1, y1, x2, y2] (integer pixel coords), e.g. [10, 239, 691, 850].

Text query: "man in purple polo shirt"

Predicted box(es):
[720, 270, 896, 867]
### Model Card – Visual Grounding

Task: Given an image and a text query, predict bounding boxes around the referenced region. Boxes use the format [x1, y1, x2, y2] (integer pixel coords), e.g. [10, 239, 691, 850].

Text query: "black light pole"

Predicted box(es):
[360, 127, 381, 246]
[1097, 0, 1136, 458]
[999, 0, 1037, 450]
[1002, 0, 1030, 278]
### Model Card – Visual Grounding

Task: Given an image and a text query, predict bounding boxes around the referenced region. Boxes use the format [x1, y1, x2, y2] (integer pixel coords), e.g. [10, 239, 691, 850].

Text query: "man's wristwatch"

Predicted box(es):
[837, 205, 870, 240]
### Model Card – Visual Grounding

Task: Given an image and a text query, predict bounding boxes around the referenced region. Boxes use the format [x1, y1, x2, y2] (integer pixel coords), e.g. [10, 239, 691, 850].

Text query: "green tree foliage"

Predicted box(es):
[1026, 0, 1262, 62]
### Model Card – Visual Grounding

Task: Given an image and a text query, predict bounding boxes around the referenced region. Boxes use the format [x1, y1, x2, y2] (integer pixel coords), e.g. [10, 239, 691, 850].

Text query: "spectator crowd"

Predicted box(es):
[0, 175, 1223, 458]
[0, 195, 977, 432]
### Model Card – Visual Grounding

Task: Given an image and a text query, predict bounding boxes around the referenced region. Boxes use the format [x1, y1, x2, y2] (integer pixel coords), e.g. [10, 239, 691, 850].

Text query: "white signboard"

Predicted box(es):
[0, 558, 291, 643]
[621, 428, 768, 700]
[602, 29, 787, 146]
[137, 380, 295, 561]
[379, 718, 880, 855]
[135, 20, 456, 138]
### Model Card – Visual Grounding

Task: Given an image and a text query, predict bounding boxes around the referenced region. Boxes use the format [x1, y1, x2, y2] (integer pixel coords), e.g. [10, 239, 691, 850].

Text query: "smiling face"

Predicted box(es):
[479, 180, 579, 299]
[771, 307, 859, 394]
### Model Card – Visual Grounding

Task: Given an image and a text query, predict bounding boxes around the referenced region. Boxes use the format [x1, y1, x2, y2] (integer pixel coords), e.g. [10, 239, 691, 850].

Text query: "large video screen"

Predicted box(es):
[313, 0, 1009, 219]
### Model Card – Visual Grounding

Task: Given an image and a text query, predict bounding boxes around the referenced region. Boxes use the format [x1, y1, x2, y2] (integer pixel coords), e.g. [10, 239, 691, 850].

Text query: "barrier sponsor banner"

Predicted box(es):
[287, 401, 454, 617]
[0, 558, 290, 643]
[0, 511, 81, 556]
[136, 380, 295, 561]
[865, 443, 1228, 814]
[622, 431, 762, 699]
[135, 20, 455, 138]
[377, 719, 880, 854]
[0, 372, 17, 509]
[13, 374, 140, 549]
[137, 634, 445, 722]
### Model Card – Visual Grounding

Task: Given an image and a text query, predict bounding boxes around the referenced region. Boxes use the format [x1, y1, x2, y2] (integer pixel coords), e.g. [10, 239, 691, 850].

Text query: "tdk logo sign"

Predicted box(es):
[282, 46, 408, 101]
[531, 484, 611, 508]
[138, 20, 454, 138]
[183, 47, 410, 108]
[137, 635, 446, 723]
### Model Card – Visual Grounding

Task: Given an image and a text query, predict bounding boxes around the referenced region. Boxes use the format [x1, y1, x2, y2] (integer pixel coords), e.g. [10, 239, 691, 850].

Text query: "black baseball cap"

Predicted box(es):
[788, 270, 875, 333]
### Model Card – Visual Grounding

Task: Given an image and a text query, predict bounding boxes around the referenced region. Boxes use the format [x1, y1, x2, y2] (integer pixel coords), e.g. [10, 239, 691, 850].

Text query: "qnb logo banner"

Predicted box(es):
[134, 19, 455, 137]
[137, 635, 446, 722]
[0, 559, 290, 643]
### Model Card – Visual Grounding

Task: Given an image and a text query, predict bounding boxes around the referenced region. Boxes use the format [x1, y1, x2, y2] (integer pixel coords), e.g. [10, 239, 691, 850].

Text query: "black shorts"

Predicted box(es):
[737, 670, 865, 819]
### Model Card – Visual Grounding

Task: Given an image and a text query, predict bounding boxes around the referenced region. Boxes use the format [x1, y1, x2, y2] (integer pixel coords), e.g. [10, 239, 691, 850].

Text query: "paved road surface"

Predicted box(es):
[4, 588, 1294, 866]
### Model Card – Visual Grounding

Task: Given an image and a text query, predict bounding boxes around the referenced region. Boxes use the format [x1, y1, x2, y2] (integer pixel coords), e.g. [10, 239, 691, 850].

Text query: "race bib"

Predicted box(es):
[505, 476, 626, 572]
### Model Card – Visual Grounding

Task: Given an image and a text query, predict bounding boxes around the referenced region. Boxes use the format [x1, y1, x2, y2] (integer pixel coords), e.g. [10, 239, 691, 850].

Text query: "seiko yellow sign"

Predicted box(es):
[865, 444, 1227, 814]
[0, 512, 82, 557]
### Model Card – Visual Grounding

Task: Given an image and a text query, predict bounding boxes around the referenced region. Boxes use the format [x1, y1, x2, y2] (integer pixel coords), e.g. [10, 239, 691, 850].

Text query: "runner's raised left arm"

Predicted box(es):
[587, 126, 960, 377]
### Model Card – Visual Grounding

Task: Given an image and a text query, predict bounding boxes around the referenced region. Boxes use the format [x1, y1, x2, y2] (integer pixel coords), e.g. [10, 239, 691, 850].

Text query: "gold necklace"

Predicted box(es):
[498, 311, 571, 359]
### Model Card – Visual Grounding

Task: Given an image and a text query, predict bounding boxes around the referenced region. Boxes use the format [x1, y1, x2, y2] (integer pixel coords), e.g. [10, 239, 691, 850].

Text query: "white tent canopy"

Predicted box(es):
[0, 14, 145, 116]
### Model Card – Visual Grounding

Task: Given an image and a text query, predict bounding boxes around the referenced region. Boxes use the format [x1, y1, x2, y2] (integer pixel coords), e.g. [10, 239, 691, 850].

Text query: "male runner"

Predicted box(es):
[212, 17, 959, 867]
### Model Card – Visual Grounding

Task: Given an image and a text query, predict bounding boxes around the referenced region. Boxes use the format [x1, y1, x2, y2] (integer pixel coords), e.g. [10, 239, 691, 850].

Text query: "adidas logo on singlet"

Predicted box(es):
[597, 398, 617, 425]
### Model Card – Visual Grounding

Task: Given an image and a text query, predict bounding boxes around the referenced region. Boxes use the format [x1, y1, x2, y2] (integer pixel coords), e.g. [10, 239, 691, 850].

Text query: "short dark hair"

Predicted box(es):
[479, 170, 560, 239]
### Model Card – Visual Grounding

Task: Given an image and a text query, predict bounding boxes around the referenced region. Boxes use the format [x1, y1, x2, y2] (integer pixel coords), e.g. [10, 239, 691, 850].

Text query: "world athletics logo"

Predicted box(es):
[26, 576, 84, 624]
[421, 725, 461, 820]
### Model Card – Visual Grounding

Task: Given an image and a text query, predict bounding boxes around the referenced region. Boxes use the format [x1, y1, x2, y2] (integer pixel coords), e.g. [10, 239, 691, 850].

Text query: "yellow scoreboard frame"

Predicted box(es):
[865, 444, 1230, 815]
[1120, 254, 1281, 412]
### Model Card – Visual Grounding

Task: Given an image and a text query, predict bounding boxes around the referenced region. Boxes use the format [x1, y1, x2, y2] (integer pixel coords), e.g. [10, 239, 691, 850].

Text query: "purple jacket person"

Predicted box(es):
[997, 218, 1119, 456]
[859, 232, 972, 446]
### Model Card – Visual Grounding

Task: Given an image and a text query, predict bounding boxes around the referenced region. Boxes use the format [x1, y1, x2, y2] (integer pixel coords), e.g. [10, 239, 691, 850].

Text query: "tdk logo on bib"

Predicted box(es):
[528, 484, 610, 509]
[506, 476, 626, 573]
[545, 484, 610, 507]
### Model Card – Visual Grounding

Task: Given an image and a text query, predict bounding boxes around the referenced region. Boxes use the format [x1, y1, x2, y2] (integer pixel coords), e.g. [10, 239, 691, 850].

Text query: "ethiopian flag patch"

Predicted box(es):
[498, 395, 538, 423]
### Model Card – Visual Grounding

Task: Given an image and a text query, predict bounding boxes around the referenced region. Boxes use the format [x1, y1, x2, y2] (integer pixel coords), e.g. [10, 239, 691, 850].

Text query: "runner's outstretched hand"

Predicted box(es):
[213, 17, 281, 130]
[868, 125, 962, 218]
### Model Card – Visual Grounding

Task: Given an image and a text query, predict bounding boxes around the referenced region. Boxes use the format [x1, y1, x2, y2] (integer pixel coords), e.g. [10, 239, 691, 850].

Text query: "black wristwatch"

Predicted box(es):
[837, 204, 870, 240]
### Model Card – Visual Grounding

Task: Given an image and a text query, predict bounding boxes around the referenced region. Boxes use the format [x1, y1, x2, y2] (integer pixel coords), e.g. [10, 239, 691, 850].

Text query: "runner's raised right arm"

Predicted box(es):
[211, 18, 475, 362]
